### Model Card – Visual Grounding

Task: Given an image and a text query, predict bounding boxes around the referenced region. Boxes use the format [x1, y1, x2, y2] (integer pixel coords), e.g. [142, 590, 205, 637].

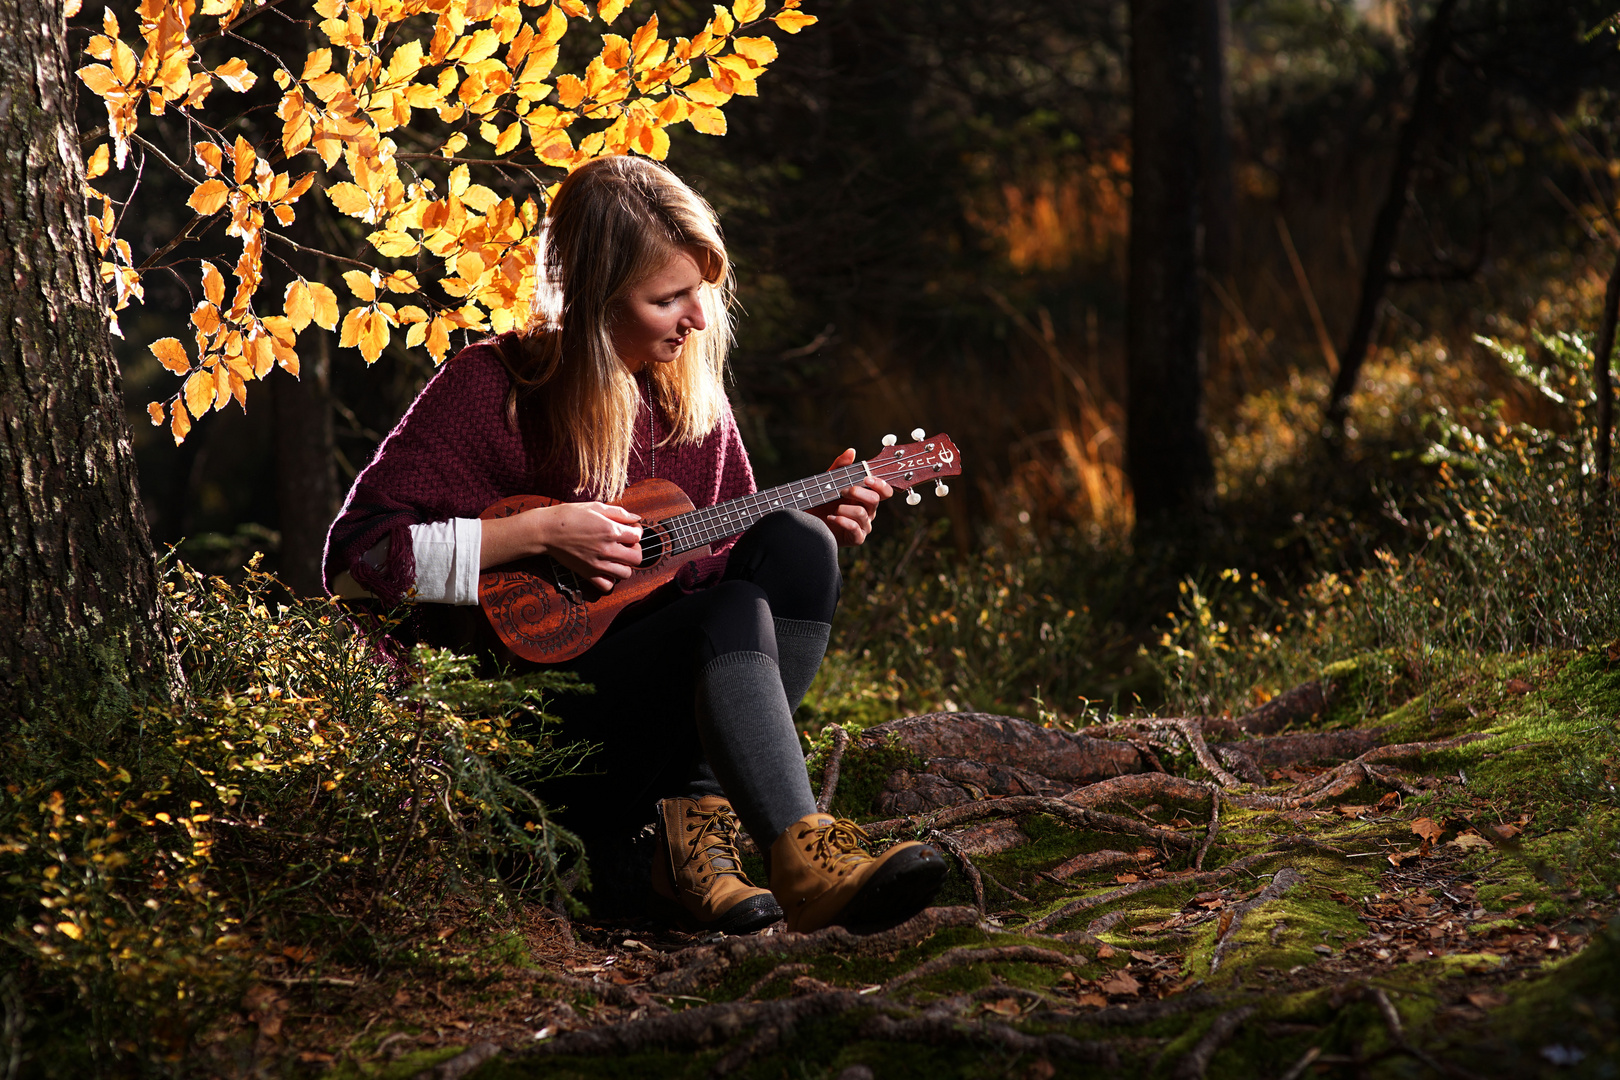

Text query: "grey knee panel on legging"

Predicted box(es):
[773, 617, 830, 714]
[693, 650, 818, 847]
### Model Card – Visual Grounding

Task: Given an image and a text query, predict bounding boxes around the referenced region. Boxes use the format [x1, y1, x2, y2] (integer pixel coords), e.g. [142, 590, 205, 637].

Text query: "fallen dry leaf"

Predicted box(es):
[1115, 873, 1140, 884]
[1095, 943, 1117, 959]
[1411, 817, 1444, 843]
[1335, 804, 1373, 818]
[1447, 832, 1492, 851]
[1077, 992, 1108, 1008]
[1467, 990, 1509, 1009]
[981, 997, 1021, 1017]
[1097, 972, 1141, 996]
[1505, 678, 1533, 694]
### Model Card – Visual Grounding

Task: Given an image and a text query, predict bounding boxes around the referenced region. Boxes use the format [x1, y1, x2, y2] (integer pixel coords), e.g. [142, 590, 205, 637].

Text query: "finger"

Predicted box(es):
[600, 503, 642, 524]
[614, 523, 644, 543]
[828, 447, 856, 470]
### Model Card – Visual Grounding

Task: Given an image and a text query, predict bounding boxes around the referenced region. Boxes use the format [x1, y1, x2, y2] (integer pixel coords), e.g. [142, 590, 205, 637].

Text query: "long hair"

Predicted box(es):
[501, 155, 734, 500]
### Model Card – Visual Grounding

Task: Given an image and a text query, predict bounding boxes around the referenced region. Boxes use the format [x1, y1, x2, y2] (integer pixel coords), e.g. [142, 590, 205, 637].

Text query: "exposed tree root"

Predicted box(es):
[1219, 729, 1382, 770]
[864, 796, 1195, 850]
[1048, 848, 1151, 881]
[1082, 718, 1241, 787]
[862, 713, 1144, 782]
[945, 818, 1028, 856]
[1228, 678, 1335, 736]
[1195, 788, 1222, 871]
[1208, 867, 1304, 973]
[521, 990, 867, 1060]
[1063, 772, 1212, 810]
[1216, 744, 1267, 784]
[647, 907, 982, 994]
[1171, 1005, 1256, 1080]
[414, 1040, 500, 1080]
[740, 963, 812, 1001]
[1022, 851, 1277, 935]
[816, 724, 850, 813]
[882, 945, 1083, 996]
[928, 828, 985, 915]
[528, 969, 670, 1013]
[1238, 734, 1486, 809]
[859, 1014, 1118, 1065]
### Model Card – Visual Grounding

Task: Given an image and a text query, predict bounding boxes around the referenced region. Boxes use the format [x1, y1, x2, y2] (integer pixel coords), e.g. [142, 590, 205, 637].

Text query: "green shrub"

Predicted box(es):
[0, 561, 587, 1076]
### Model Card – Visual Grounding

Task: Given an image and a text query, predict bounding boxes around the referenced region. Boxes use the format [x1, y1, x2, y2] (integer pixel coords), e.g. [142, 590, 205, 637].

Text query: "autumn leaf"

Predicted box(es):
[342, 270, 377, 302]
[598, 0, 630, 22]
[187, 180, 230, 215]
[732, 0, 765, 22]
[307, 283, 339, 330]
[201, 262, 226, 307]
[1410, 818, 1444, 844]
[772, 9, 816, 32]
[86, 144, 110, 180]
[183, 370, 214, 418]
[150, 337, 191, 375]
[214, 57, 257, 93]
[146, 400, 165, 426]
[170, 404, 191, 444]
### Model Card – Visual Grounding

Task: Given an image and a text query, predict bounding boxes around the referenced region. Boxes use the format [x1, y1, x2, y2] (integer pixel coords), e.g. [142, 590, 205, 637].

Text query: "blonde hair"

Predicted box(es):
[502, 155, 734, 500]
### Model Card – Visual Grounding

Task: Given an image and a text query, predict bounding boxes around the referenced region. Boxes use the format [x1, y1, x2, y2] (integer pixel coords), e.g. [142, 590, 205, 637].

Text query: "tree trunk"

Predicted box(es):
[273, 327, 339, 596]
[1127, 0, 1214, 529]
[1325, 0, 1458, 425]
[1593, 245, 1620, 487]
[0, 0, 176, 729]
[1197, 0, 1235, 284]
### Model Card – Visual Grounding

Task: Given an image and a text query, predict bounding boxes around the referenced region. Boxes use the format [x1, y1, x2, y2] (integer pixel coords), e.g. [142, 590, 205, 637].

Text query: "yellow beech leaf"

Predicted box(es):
[358, 309, 389, 363]
[214, 57, 257, 93]
[86, 144, 109, 180]
[598, 0, 629, 22]
[556, 0, 589, 16]
[194, 142, 224, 176]
[212, 363, 231, 410]
[406, 322, 428, 349]
[396, 304, 428, 323]
[731, 0, 764, 21]
[326, 182, 371, 218]
[339, 305, 364, 348]
[556, 73, 585, 108]
[201, 262, 225, 307]
[342, 269, 378, 302]
[232, 135, 256, 185]
[284, 281, 314, 331]
[147, 400, 165, 426]
[245, 331, 275, 378]
[150, 337, 190, 375]
[187, 179, 230, 215]
[536, 4, 568, 46]
[192, 302, 221, 336]
[731, 35, 777, 64]
[687, 102, 726, 135]
[683, 78, 731, 105]
[381, 270, 421, 293]
[369, 230, 420, 258]
[772, 9, 816, 32]
[495, 119, 523, 154]
[170, 402, 191, 443]
[307, 282, 339, 330]
[184, 369, 214, 418]
[302, 49, 333, 80]
[425, 315, 452, 360]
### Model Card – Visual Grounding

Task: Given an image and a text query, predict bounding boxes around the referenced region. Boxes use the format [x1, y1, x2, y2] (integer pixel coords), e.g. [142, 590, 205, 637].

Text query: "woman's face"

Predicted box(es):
[613, 248, 708, 374]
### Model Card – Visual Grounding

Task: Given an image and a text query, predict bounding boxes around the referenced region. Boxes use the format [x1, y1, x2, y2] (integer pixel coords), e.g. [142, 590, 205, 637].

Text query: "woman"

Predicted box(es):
[324, 155, 946, 935]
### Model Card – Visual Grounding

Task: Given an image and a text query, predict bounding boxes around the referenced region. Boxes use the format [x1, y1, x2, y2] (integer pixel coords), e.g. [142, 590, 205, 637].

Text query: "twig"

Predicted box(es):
[1279, 1046, 1322, 1080]
[1172, 1006, 1255, 1080]
[928, 829, 984, 916]
[980, 867, 1030, 904]
[816, 725, 850, 813]
[860, 1014, 1117, 1064]
[1195, 788, 1222, 871]
[528, 969, 667, 1013]
[1368, 987, 1477, 1078]
[1129, 737, 1167, 773]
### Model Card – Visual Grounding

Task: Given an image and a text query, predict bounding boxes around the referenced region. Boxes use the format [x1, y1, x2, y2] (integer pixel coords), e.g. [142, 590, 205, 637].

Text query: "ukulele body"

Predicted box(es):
[477, 479, 706, 664]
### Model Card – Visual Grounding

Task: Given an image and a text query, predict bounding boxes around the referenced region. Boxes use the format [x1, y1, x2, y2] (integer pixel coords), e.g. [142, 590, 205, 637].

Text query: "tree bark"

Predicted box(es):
[1326, 0, 1458, 425]
[0, 0, 176, 729]
[1197, 0, 1235, 285]
[1127, 0, 1214, 529]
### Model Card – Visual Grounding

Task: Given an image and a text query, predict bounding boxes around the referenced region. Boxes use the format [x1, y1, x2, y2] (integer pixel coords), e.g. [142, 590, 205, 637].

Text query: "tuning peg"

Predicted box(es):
[906, 489, 922, 506]
[882, 433, 897, 447]
[911, 427, 926, 440]
[935, 481, 949, 497]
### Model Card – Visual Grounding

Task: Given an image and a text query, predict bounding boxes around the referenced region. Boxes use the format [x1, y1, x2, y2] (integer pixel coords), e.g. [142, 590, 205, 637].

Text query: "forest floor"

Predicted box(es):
[218, 646, 1620, 1080]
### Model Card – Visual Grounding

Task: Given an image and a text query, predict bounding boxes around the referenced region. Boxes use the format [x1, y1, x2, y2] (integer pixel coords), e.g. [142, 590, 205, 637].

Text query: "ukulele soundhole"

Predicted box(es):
[638, 523, 670, 567]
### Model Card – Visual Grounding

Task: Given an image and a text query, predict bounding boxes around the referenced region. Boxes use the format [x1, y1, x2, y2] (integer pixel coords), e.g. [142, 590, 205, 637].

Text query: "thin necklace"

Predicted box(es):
[647, 386, 657, 478]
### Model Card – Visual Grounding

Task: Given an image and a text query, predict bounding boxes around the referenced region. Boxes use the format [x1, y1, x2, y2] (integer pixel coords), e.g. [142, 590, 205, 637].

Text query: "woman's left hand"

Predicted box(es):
[812, 448, 894, 547]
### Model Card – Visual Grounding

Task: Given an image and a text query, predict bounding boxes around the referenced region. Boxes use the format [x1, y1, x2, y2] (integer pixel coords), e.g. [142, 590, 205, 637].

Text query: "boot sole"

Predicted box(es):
[648, 890, 784, 935]
[834, 844, 949, 932]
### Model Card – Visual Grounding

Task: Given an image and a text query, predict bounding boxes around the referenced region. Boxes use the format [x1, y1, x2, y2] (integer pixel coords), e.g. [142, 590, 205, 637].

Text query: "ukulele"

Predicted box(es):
[478, 431, 962, 663]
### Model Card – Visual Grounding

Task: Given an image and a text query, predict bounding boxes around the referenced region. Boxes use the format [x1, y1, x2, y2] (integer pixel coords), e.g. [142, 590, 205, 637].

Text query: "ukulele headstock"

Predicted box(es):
[867, 429, 962, 505]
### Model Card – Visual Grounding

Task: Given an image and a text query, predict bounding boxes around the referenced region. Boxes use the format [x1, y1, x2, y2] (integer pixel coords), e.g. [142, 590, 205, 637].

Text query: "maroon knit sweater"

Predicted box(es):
[323, 336, 756, 608]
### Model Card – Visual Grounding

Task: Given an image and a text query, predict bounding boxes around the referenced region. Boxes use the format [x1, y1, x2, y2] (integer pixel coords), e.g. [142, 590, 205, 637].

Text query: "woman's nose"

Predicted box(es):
[682, 298, 706, 332]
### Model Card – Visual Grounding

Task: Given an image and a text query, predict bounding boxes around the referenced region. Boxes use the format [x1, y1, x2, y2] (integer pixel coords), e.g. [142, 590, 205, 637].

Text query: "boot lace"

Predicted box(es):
[686, 804, 749, 885]
[807, 818, 875, 870]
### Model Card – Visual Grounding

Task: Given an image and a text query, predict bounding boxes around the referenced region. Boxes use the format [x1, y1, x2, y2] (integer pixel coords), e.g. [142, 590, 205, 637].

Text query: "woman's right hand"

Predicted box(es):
[481, 502, 642, 593]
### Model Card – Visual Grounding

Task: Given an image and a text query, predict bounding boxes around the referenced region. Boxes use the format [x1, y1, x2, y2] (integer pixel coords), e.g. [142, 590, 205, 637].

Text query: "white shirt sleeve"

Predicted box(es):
[328, 518, 484, 604]
[408, 517, 484, 605]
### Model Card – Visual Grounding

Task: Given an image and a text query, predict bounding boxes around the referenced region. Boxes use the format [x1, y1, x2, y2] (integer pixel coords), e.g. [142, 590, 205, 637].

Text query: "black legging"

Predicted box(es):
[540, 509, 838, 843]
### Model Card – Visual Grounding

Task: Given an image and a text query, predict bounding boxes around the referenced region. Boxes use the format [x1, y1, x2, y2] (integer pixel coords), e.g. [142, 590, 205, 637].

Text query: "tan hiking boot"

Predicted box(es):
[768, 812, 947, 933]
[649, 796, 782, 933]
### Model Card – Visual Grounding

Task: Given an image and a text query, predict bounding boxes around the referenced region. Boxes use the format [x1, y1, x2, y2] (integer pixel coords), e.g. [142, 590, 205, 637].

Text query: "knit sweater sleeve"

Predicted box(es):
[323, 347, 514, 604]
